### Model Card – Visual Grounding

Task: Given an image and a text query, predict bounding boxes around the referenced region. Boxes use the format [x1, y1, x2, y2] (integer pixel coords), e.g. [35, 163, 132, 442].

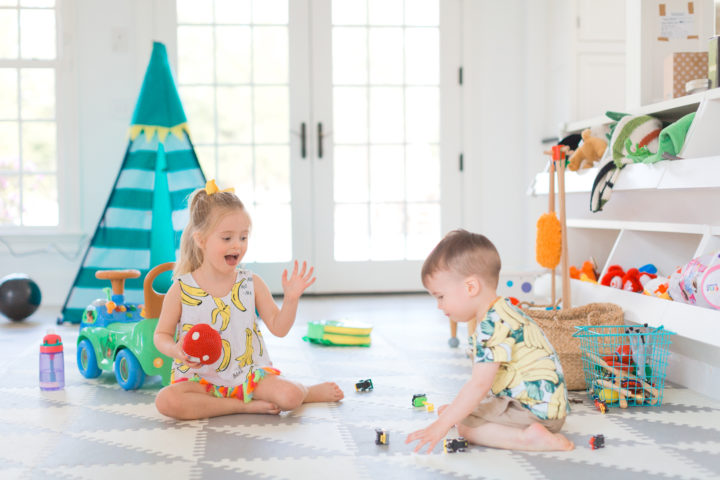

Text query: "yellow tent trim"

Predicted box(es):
[128, 123, 190, 144]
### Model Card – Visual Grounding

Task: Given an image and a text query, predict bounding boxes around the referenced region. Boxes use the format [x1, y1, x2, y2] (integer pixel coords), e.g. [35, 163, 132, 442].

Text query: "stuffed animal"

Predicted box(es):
[621, 268, 644, 292]
[643, 276, 671, 300]
[570, 260, 598, 283]
[568, 129, 608, 171]
[601, 265, 625, 289]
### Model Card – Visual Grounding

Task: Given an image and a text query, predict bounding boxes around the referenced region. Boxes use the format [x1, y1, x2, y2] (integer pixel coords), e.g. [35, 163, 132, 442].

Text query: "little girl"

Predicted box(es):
[154, 180, 344, 420]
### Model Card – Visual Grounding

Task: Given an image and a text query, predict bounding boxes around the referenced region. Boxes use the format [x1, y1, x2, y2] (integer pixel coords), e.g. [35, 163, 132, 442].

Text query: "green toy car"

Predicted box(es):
[76, 263, 173, 390]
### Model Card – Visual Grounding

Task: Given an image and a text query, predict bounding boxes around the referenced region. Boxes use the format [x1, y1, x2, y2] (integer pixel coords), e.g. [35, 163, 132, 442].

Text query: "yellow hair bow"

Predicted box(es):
[205, 179, 235, 195]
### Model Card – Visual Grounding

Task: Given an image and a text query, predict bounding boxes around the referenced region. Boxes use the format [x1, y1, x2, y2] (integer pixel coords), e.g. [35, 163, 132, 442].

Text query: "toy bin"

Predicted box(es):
[573, 325, 675, 407]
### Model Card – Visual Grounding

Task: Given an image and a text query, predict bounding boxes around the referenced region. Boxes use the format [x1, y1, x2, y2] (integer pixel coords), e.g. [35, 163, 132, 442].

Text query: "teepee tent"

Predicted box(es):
[59, 42, 205, 324]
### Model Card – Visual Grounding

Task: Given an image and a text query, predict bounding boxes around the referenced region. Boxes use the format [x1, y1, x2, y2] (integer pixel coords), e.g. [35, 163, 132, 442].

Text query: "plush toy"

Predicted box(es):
[601, 265, 625, 289]
[643, 276, 671, 300]
[568, 129, 608, 171]
[570, 260, 598, 283]
[182, 323, 223, 365]
[621, 268, 644, 293]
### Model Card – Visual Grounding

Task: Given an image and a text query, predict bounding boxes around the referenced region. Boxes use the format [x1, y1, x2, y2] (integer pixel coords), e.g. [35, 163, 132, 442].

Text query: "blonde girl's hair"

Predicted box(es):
[421, 229, 501, 289]
[174, 188, 249, 276]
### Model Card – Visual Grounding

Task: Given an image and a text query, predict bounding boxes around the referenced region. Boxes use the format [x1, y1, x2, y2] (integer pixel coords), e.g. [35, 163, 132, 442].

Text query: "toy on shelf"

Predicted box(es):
[355, 379, 374, 392]
[76, 263, 174, 390]
[443, 437, 469, 453]
[589, 434, 605, 450]
[668, 251, 720, 310]
[643, 276, 671, 300]
[303, 319, 372, 346]
[375, 428, 389, 445]
[182, 323, 223, 365]
[568, 129, 607, 171]
[600, 265, 625, 289]
[570, 260, 598, 283]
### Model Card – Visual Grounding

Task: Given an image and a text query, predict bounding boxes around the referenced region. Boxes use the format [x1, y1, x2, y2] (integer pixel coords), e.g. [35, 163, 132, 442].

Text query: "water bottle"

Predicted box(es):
[39, 329, 64, 391]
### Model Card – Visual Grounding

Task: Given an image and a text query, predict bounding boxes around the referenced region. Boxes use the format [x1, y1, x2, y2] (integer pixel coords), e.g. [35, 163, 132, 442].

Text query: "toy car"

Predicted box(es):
[444, 437, 468, 453]
[589, 434, 605, 450]
[355, 379, 374, 392]
[375, 428, 389, 445]
[412, 393, 428, 407]
[76, 263, 173, 390]
[593, 395, 608, 414]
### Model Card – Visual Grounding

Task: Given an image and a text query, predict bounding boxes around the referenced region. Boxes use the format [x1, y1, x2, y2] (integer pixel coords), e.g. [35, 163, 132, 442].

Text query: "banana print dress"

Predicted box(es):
[473, 297, 570, 420]
[171, 270, 276, 400]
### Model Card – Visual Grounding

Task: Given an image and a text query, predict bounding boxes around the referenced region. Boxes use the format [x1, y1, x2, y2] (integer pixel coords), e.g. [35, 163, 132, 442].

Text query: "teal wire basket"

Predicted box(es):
[573, 325, 675, 407]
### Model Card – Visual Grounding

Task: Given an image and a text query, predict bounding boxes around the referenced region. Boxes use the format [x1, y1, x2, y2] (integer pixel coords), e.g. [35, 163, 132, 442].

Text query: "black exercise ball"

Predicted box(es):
[0, 273, 42, 321]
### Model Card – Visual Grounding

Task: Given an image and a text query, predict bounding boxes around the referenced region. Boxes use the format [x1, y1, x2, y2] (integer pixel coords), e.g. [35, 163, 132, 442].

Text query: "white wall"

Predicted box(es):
[0, 0, 569, 307]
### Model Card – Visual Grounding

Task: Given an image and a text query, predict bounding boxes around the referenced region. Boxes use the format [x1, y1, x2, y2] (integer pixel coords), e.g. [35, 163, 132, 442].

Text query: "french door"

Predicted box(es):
[176, 0, 462, 293]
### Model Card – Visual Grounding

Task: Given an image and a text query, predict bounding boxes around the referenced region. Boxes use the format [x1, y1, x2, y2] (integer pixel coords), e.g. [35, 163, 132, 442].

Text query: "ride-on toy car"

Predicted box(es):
[76, 263, 174, 390]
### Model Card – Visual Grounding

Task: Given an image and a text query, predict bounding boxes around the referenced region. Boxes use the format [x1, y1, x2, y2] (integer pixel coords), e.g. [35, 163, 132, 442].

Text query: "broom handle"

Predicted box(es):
[549, 161, 556, 306]
[557, 156, 571, 308]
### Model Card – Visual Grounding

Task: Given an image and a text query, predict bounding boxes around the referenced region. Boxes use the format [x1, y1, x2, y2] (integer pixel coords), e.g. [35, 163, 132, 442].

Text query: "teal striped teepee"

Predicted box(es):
[59, 42, 205, 324]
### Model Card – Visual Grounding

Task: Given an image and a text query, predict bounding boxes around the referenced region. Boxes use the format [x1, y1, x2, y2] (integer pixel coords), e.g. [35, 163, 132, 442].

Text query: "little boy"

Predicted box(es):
[406, 229, 574, 453]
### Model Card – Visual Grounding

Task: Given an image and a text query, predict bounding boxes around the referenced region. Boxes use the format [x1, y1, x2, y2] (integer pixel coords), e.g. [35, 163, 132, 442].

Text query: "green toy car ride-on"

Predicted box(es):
[76, 263, 174, 390]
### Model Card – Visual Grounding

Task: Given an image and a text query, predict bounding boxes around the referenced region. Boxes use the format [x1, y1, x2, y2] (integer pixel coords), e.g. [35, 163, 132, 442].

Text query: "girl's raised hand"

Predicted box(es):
[281, 260, 316, 300]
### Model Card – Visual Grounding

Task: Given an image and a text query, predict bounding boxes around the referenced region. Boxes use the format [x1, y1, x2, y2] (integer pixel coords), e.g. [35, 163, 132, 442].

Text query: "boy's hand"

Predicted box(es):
[281, 260, 316, 300]
[405, 420, 450, 454]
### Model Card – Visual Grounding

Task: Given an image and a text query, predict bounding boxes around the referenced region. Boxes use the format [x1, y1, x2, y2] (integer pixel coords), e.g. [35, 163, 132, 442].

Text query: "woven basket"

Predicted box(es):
[521, 303, 624, 391]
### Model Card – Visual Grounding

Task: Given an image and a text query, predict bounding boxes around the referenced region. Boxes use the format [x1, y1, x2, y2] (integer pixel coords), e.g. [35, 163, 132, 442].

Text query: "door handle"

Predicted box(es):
[317, 122, 323, 159]
[300, 122, 306, 159]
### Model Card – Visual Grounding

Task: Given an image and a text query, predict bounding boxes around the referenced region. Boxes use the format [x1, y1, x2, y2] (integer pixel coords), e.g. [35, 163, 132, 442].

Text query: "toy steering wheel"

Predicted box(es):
[95, 269, 141, 296]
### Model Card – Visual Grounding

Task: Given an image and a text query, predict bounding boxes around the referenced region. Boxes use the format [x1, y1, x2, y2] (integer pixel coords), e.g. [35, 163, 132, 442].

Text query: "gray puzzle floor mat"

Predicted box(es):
[1, 294, 719, 479]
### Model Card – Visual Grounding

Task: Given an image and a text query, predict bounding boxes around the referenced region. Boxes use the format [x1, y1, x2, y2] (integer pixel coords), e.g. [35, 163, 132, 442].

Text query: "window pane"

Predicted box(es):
[177, 26, 214, 84]
[368, 0, 402, 25]
[369, 87, 403, 143]
[0, 69, 18, 118]
[176, 0, 212, 24]
[252, 0, 287, 24]
[179, 86, 215, 143]
[253, 26, 288, 84]
[254, 86, 288, 143]
[333, 87, 367, 143]
[0, 175, 20, 225]
[406, 203, 440, 259]
[21, 121, 55, 171]
[335, 204, 369, 261]
[21, 68, 54, 119]
[20, 9, 55, 59]
[0, 122, 19, 170]
[194, 145, 216, 179]
[216, 86, 252, 143]
[0, 11, 19, 59]
[21, 0, 55, 6]
[22, 173, 57, 225]
[255, 146, 289, 203]
[246, 203, 290, 262]
[369, 28, 402, 85]
[332, 0, 366, 25]
[406, 87, 438, 143]
[334, 146, 368, 203]
[218, 145, 254, 205]
[333, 28, 367, 85]
[215, 0, 251, 24]
[405, 0, 439, 26]
[405, 144, 439, 202]
[370, 145, 403, 202]
[406, 29, 439, 84]
[216, 26, 251, 84]
[370, 203, 403, 260]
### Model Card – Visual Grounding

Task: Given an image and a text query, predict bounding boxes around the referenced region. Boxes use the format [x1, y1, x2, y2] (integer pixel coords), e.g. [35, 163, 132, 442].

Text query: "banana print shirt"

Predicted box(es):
[473, 297, 569, 420]
[172, 270, 272, 387]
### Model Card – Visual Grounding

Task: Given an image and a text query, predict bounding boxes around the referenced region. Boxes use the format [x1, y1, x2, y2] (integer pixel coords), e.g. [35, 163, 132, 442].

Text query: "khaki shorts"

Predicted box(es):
[461, 395, 565, 433]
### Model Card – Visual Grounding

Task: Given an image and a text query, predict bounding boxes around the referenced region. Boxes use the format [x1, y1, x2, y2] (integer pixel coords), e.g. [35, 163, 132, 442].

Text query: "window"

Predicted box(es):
[0, 0, 58, 227]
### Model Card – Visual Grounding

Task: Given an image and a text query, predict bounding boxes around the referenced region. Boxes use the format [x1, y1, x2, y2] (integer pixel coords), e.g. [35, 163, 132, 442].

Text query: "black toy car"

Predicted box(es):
[375, 428, 389, 445]
[444, 437, 468, 453]
[589, 434, 605, 450]
[355, 379, 374, 392]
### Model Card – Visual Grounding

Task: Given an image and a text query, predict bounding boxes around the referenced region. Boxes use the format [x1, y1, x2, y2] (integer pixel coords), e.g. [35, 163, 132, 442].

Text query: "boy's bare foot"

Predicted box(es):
[238, 399, 281, 415]
[521, 422, 574, 451]
[305, 382, 345, 403]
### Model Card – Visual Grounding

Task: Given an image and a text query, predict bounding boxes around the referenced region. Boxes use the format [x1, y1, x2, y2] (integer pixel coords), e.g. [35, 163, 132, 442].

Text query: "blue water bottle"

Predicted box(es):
[39, 329, 64, 391]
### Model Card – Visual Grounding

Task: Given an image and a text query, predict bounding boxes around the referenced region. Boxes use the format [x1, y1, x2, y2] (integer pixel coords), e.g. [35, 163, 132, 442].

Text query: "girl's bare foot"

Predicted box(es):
[304, 382, 345, 403]
[521, 422, 574, 451]
[237, 399, 281, 415]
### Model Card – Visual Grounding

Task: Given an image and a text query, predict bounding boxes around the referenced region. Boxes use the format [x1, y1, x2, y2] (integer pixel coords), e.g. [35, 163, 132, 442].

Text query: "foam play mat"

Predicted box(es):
[1, 294, 719, 479]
